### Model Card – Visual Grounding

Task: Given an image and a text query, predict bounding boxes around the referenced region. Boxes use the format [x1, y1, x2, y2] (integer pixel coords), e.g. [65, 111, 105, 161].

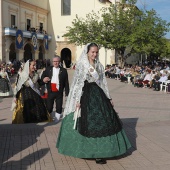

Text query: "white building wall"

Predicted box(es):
[2, 0, 48, 31]
[47, 0, 114, 66]
[22, 0, 48, 10]
[0, 0, 49, 62]
[3, 1, 19, 28]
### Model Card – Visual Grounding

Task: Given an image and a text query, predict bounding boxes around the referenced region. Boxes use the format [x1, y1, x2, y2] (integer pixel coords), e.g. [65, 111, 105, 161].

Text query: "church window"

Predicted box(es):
[61, 0, 71, 15]
[11, 15, 16, 28]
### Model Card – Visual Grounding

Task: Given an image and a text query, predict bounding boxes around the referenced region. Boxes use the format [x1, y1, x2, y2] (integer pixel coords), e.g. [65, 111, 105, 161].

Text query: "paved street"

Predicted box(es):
[1, 69, 170, 170]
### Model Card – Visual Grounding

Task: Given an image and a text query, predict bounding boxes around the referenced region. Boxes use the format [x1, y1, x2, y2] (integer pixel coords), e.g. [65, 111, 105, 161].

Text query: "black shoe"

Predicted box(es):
[95, 158, 107, 164]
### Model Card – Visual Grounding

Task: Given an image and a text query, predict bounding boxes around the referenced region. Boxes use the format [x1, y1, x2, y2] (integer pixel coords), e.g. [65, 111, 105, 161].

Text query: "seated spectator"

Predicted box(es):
[105, 65, 111, 78]
[109, 65, 116, 78]
[142, 70, 152, 88]
[105, 65, 116, 78]
[165, 64, 170, 70]
[153, 73, 167, 91]
[130, 69, 140, 85]
[120, 68, 125, 82]
[133, 71, 144, 87]
[113, 66, 121, 80]
[149, 70, 156, 88]
[120, 69, 131, 83]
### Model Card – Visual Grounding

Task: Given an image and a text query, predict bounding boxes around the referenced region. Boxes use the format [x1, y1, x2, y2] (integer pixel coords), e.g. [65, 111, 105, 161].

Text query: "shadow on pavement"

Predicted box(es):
[0, 119, 6, 122]
[2, 148, 49, 170]
[0, 122, 56, 170]
[0, 116, 138, 168]
[121, 118, 138, 155]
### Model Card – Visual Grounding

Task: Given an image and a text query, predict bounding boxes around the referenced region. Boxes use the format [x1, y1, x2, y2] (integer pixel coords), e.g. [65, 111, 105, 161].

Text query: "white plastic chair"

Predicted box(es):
[160, 80, 170, 92]
[127, 77, 131, 84]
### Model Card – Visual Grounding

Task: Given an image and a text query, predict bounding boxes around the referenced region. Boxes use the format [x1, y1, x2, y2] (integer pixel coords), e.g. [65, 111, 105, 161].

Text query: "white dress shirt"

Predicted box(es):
[51, 67, 60, 90]
[158, 75, 167, 83]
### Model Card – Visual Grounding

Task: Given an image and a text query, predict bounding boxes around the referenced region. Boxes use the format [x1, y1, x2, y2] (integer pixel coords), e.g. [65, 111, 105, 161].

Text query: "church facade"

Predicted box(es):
[0, 0, 50, 63]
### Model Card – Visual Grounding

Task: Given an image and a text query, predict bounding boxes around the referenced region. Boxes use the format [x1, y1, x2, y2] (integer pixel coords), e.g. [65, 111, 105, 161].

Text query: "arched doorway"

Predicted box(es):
[39, 45, 45, 60]
[61, 48, 72, 68]
[9, 43, 16, 62]
[24, 44, 33, 62]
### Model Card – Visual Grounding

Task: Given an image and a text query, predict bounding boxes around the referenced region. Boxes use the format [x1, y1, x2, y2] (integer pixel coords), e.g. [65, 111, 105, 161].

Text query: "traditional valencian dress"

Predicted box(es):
[0, 70, 13, 97]
[56, 44, 131, 158]
[12, 60, 51, 124]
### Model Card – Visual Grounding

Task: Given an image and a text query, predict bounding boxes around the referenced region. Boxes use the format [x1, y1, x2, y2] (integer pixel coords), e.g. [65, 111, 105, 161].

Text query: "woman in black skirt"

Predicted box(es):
[12, 59, 51, 124]
[57, 43, 131, 164]
[0, 67, 13, 97]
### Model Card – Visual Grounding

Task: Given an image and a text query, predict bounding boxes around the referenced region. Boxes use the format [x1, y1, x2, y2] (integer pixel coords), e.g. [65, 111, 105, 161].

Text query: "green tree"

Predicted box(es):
[159, 38, 170, 58]
[131, 9, 170, 58]
[63, 3, 170, 67]
[63, 11, 102, 46]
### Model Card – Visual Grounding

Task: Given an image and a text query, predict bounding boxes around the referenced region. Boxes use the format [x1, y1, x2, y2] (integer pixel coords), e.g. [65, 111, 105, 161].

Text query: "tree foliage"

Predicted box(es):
[63, 2, 170, 66]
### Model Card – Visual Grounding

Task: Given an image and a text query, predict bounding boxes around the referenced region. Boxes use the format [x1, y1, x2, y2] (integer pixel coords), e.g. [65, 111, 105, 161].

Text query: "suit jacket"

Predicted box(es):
[41, 66, 69, 96]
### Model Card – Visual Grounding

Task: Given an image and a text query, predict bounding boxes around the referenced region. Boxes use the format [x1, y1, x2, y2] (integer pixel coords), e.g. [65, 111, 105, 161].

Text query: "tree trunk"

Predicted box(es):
[118, 54, 125, 68]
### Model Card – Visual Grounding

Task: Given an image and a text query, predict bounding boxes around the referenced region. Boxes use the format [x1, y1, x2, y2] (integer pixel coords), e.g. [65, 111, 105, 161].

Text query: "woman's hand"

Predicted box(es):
[43, 77, 50, 83]
[76, 102, 81, 109]
[13, 97, 16, 103]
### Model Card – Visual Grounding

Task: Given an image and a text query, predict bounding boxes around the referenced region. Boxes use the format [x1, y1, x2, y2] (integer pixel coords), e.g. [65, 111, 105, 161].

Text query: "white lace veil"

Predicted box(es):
[63, 43, 101, 117]
[15, 60, 30, 95]
[11, 60, 30, 111]
[76, 43, 99, 69]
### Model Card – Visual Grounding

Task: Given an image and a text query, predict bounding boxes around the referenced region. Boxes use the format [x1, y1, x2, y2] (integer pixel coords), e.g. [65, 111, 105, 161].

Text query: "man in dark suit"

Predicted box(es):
[41, 55, 69, 122]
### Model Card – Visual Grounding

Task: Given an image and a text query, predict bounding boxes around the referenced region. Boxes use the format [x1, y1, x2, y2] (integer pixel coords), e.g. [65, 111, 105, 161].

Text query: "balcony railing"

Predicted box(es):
[4, 27, 52, 41]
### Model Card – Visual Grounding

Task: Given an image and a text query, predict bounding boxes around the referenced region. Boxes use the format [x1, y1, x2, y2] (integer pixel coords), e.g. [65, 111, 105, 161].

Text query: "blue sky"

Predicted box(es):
[136, 0, 170, 38]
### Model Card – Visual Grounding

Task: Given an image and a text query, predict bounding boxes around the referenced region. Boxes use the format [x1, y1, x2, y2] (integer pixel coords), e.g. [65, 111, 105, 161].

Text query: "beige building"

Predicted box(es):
[0, 0, 123, 67]
[0, 0, 50, 64]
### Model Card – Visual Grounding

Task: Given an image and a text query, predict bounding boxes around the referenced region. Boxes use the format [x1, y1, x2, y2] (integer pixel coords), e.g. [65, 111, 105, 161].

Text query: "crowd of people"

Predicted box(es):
[105, 61, 170, 93]
[0, 62, 16, 77]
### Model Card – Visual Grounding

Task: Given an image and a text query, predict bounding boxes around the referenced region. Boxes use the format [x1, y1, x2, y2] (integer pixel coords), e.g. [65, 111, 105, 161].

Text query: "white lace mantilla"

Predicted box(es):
[63, 61, 111, 117]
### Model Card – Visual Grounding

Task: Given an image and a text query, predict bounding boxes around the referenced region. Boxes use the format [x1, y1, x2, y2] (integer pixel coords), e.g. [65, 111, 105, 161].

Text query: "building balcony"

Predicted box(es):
[4, 27, 52, 41]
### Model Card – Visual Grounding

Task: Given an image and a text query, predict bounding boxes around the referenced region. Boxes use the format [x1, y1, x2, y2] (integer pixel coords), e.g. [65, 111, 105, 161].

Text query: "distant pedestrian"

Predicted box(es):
[12, 59, 51, 124]
[0, 67, 13, 97]
[41, 55, 69, 122]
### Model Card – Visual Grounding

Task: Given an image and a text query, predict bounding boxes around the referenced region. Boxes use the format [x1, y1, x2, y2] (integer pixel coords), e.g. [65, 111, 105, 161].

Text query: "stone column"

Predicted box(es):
[16, 49, 25, 61]
[44, 50, 48, 59]
[5, 49, 10, 63]
[33, 50, 39, 60]
[4, 37, 11, 63]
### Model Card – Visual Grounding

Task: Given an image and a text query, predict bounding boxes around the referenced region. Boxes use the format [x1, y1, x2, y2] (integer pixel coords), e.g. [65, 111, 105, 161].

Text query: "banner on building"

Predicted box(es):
[32, 33, 37, 50]
[44, 35, 48, 50]
[16, 30, 23, 49]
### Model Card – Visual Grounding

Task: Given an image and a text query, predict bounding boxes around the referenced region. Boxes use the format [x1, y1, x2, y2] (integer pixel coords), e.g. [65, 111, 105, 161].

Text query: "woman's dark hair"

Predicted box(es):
[87, 43, 98, 53]
[29, 59, 34, 66]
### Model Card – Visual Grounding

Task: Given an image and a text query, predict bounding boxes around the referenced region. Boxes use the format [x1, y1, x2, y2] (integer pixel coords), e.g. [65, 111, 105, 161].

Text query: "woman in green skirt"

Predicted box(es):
[56, 43, 131, 164]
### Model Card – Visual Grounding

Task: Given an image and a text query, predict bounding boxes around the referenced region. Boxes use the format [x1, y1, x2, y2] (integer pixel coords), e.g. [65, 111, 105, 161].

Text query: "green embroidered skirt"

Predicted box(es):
[56, 82, 131, 158]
